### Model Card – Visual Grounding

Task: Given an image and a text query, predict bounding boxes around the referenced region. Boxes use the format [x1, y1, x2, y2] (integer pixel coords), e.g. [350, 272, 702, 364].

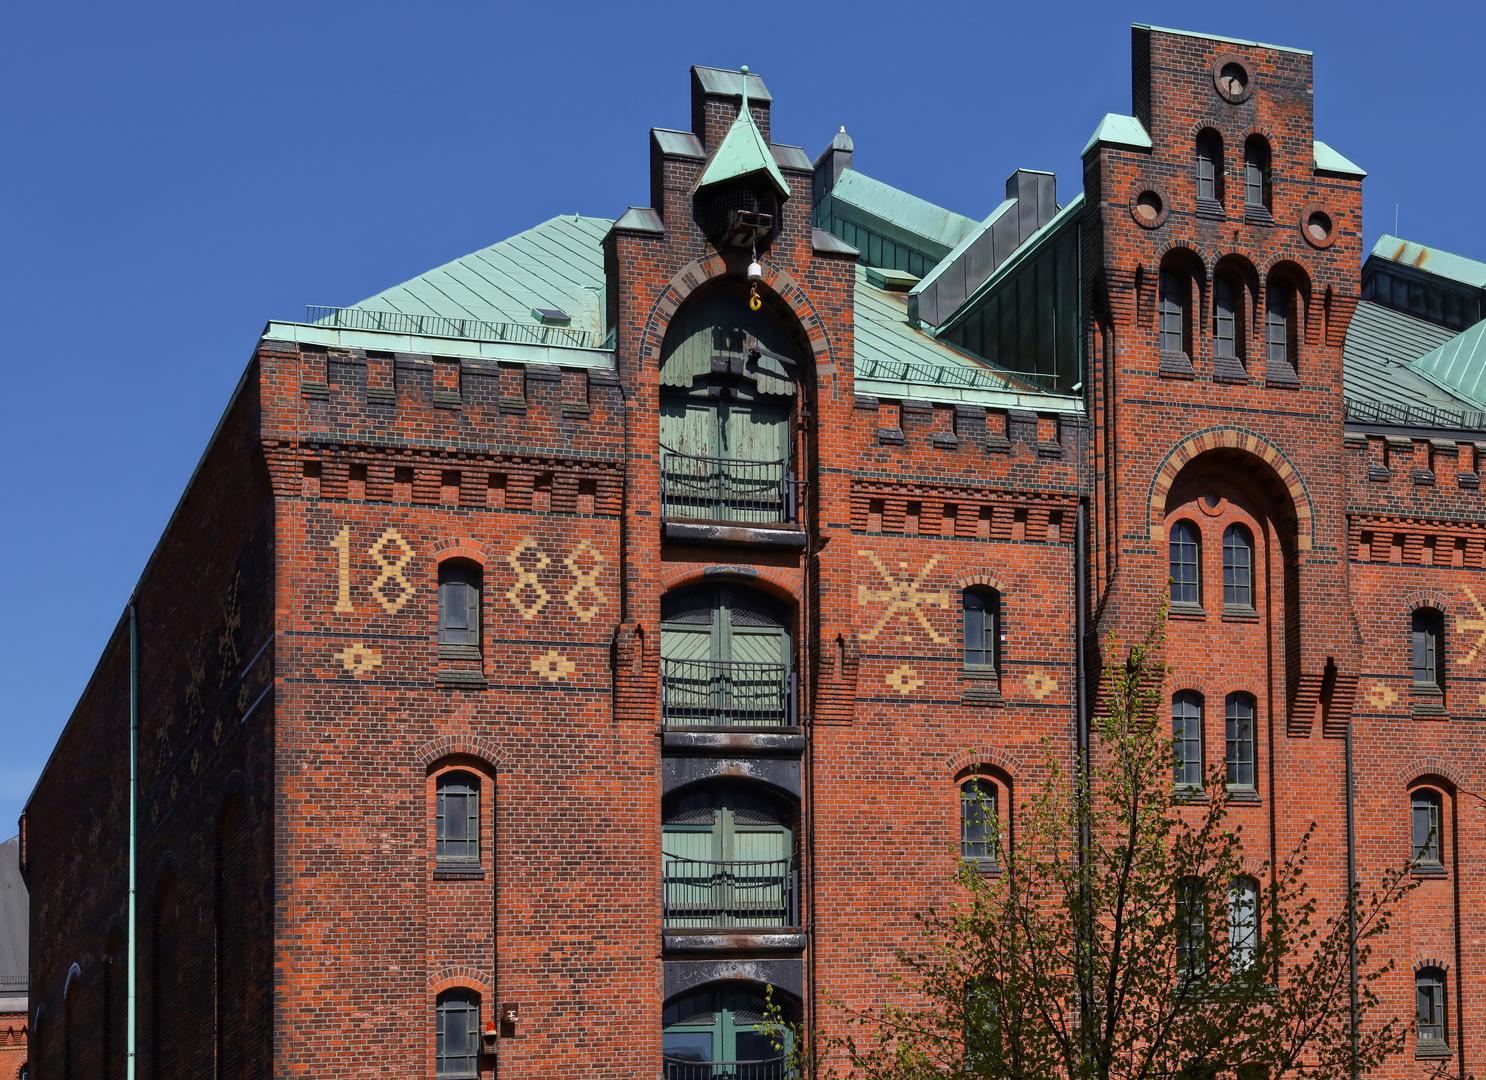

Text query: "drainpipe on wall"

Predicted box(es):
[1342, 515, 1358, 1078]
[127, 599, 139, 1080]
[1074, 500, 1092, 1050]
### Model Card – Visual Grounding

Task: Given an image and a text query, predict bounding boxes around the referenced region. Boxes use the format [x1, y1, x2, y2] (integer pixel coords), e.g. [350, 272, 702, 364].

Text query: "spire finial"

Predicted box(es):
[739, 65, 749, 113]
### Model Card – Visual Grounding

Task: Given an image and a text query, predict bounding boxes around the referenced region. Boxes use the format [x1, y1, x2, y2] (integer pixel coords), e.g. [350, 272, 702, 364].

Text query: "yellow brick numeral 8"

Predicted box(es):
[329, 526, 416, 615]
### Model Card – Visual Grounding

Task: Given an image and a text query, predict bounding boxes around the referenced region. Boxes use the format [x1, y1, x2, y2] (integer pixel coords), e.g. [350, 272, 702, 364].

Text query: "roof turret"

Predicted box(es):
[693, 66, 791, 199]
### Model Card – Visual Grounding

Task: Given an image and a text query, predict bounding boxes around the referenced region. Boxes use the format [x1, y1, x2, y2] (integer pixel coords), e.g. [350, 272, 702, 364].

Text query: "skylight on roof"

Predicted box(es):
[532, 307, 571, 326]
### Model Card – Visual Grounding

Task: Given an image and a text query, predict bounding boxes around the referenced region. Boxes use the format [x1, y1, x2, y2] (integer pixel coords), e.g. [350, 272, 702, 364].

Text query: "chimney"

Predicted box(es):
[812, 126, 854, 207]
[690, 66, 771, 150]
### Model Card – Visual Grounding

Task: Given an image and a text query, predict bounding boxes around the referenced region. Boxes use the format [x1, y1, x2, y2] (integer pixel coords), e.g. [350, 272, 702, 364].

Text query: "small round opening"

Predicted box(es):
[1202, 493, 1222, 511]
[1218, 62, 1248, 96]
[1134, 190, 1163, 224]
[1306, 210, 1333, 243]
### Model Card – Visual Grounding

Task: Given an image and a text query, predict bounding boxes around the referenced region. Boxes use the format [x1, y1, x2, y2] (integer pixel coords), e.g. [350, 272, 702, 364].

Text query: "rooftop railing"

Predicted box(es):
[855, 355, 1064, 394]
[660, 452, 797, 526]
[661, 658, 795, 729]
[662, 1059, 792, 1080]
[1344, 396, 1486, 433]
[662, 856, 798, 930]
[304, 306, 610, 350]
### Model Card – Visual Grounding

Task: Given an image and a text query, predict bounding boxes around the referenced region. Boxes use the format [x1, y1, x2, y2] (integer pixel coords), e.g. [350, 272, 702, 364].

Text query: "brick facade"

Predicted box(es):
[20, 26, 1484, 1079]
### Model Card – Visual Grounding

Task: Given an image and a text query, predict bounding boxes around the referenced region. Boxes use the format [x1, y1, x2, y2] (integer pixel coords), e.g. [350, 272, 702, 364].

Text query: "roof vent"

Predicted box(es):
[532, 307, 571, 326]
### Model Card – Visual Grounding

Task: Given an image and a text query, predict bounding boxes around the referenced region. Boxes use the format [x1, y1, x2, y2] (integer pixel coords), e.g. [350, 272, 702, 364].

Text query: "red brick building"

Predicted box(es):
[21, 23, 1486, 1078]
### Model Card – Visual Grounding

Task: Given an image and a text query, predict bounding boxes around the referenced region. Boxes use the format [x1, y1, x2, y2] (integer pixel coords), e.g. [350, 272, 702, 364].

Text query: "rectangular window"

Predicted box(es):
[1225, 695, 1255, 788]
[1197, 151, 1216, 202]
[1228, 877, 1259, 973]
[436, 992, 480, 1078]
[1214, 275, 1238, 360]
[963, 591, 997, 669]
[1169, 522, 1200, 605]
[1412, 610, 1441, 687]
[1266, 286, 1294, 368]
[438, 564, 482, 648]
[436, 775, 480, 862]
[1173, 693, 1203, 787]
[1412, 792, 1441, 866]
[1159, 269, 1186, 355]
[1223, 526, 1253, 608]
[961, 780, 998, 865]
[1176, 877, 1206, 980]
[1416, 973, 1445, 1045]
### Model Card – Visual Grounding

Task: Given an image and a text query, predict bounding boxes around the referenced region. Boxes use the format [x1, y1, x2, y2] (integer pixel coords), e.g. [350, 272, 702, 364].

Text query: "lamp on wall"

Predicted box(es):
[483, 1018, 499, 1054]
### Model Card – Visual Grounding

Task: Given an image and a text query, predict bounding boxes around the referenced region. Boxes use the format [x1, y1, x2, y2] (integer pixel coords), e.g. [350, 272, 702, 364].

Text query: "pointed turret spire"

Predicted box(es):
[692, 65, 791, 199]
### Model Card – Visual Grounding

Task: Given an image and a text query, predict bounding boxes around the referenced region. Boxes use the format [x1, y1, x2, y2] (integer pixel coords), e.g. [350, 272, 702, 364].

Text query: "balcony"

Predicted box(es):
[662, 658, 796, 731]
[662, 1059, 791, 1080]
[660, 452, 804, 548]
[663, 856, 798, 931]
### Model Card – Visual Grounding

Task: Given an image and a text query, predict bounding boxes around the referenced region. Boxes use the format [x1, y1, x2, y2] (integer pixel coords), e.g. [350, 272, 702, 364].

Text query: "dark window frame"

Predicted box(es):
[1415, 967, 1448, 1050]
[960, 779, 1001, 869]
[1225, 693, 1257, 790]
[435, 989, 481, 1078]
[1222, 524, 1254, 609]
[1159, 267, 1192, 357]
[436, 771, 481, 863]
[1169, 520, 1201, 607]
[1176, 875, 1207, 981]
[1173, 691, 1204, 789]
[438, 561, 483, 650]
[1228, 875, 1260, 973]
[962, 588, 1000, 672]
[1195, 129, 1224, 205]
[1213, 272, 1246, 364]
[1243, 136, 1272, 213]
[1412, 608, 1445, 691]
[1265, 277, 1300, 373]
[1411, 789, 1443, 868]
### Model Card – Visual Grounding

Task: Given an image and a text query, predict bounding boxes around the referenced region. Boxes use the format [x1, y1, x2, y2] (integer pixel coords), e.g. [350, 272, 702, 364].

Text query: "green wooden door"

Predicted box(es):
[663, 983, 794, 1067]
[660, 586, 790, 726]
[663, 785, 794, 929]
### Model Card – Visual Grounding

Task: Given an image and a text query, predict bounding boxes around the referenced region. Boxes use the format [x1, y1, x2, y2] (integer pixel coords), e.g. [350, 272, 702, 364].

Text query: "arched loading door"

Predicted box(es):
[660, 584, 794, 728]
[663, 783, 797, 931]
[659, 289, 799, 526]
[663, 982, 794, 1078]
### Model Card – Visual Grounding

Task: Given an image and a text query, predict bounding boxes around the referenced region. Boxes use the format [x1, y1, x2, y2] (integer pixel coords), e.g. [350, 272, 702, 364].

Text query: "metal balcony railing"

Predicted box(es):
[663, 1059, 792, 1080]
[661, 658, 795, 729]
[662, 856, 798, 930]
[660, 451, 797, 525]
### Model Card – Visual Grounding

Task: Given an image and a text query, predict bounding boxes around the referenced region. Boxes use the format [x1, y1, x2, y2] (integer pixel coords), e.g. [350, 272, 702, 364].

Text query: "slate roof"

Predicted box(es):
[0, 837, 26, 1006]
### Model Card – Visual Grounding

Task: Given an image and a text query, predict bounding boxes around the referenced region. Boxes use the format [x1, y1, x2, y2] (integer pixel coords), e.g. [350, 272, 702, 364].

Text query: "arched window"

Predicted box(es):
[1169, 521, 1201, 606]
[1175, 876, 1207, 980]
[1412, 608, 1444, 691]
[1213, 272, 1246, 367]
[1416, 968, 1448, 1051]
[435, 989, 481, 1078]
[1173, 691, 1204, 788]
[1411, 789, 1443, 868]
[1222, 524, 1253, 609]
[1195, 129, 1224, 208]
[1265, 276, 1299, 376]
[1227, 876, 1260, 972]
[663, 784, 796, 930]
[960, 779, 1000, 869]
[1159, 267, 1191, 357]
[663, 983, 795, 1071]
[438, 561, 482, 651]
[1243, 136, 1271, 215]
[436, 772, 480, 863]
[1225, 694, 1256, 790]
[962, 589, 999, 670]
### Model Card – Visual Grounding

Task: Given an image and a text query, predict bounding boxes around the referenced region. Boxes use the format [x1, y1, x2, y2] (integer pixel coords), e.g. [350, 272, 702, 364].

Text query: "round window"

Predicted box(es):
[1212, 54, 1256, 103]
[1133, 190, 1163, 226]
[1299, 202, 1337, 248]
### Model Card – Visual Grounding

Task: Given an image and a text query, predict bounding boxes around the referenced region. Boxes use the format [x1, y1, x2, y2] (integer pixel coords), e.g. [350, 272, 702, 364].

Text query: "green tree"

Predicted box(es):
[800, 613, 1417, 1080]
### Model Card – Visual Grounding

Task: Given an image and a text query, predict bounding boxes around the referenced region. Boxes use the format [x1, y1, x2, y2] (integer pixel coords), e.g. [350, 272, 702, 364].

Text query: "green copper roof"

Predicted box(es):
[1313, 140, 1366, 177]
[1411, 317, 1486, 410]
[1133, 24, 1311, 56]
[1342, 300, 1464, 412]
[339, 213, 611, 340]
[1371, 233, 1486, 290]
[694, 70, 790, 199]
[1081, 114, 1152, 156]
[853, 265, 1079, 410]
[826, 170, 977, 253]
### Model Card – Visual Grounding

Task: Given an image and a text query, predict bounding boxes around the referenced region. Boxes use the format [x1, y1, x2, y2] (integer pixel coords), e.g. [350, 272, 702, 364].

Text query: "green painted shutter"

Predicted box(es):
[720, 402, 788, 462]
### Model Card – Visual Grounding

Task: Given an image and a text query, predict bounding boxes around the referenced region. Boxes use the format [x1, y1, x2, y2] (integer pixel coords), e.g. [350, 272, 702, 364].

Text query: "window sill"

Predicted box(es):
[1159, 351, 1196, 379]
[962, 857, 1001, 876]
[1244, 207, 1275, 226]
[1413, 693, 1447, 720]
[436, 670, 489, 687]
[1212, 355, 1249, 383]
[961, 667, 1003, 705]
[1226, 785, 1261, 806]
[1168, 602, 1205, 621]
[1195, 198, 1226, 220]
[1415, 1040, 1451, 1060]
[1264, 360, 1300, 388]
[1222, 604, 1259, 623]
[434, 863, 486, 881]
[1173, 786, 1210, 805]
[1411, 862, 1447, 879]
[439, 644, 483, 660]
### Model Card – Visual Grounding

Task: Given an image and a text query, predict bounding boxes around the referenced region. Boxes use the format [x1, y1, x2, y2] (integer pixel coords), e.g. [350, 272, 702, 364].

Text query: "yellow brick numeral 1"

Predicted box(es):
[330, 526, 353, 613]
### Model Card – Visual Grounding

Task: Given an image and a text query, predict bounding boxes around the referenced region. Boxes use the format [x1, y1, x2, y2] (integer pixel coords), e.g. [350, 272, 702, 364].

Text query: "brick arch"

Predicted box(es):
[63, 962, 81, 998]
[1209, 679, 1266, 709]
[1404, 589, 1455, 621]
[429, 966, 494, 996]
[429, 537, 492, 569]
[658, 564, 802, 606]
[639, 254, 835, 376]
[1169, 676, 1213, 700]
[952, 571, 1006, 594]
[1238, 124, 1277, 144]
[1146, 428, 1315, 551]
[946, 746, 1025, 781]
[1414, 957, 1450, 974]
[1156, 238, 1214, 268]
[1186, 117, 1231, 139]
[416, 735, 509, 773]
[1258, 250, 1315, 281]
[1211, 248, 1263, 279]
[1400, 758, 1464, 791]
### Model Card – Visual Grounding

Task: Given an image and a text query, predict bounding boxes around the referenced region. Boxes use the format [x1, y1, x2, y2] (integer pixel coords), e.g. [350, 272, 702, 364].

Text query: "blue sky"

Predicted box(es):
[2, 0, 1483, 833]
